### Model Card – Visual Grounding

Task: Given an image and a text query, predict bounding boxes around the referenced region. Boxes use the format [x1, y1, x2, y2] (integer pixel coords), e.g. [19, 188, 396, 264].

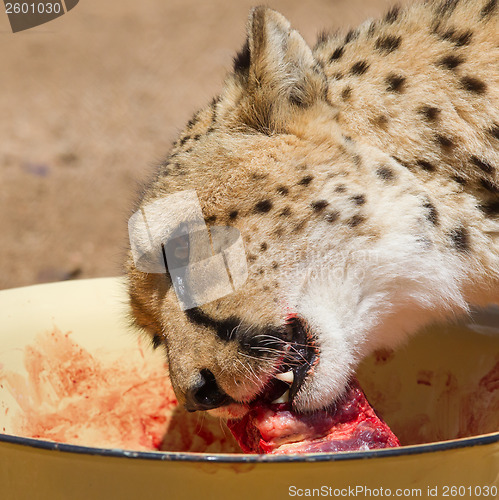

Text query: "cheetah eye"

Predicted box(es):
[165, 225, 191, 269]
[173, 236, 189, 260]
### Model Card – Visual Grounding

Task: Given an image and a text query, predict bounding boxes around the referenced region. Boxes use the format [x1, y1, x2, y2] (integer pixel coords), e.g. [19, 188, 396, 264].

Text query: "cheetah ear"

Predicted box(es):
[231, 7, 325, 131]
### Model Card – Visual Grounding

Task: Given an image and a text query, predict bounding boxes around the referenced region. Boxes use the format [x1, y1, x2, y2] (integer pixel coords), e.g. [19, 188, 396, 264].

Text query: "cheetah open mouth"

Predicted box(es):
[249, 315, 319, 408]
[228, 319, 400, 455]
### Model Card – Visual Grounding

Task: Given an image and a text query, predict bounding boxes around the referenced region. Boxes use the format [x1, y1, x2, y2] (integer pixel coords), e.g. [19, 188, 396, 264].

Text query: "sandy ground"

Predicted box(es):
[0, 0, 405, 290]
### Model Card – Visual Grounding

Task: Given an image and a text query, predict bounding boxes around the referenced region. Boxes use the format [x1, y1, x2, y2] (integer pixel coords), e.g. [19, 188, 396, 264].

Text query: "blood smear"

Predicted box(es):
[1, 328, 239, 453]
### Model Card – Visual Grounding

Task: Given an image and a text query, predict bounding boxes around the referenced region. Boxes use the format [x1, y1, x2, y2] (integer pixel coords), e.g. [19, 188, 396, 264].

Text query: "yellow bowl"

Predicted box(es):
[0, 277, 498, 500]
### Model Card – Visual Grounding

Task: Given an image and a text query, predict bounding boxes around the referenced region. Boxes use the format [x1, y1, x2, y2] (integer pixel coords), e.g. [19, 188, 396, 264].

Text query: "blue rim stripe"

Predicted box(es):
[0, 431, 497, 463]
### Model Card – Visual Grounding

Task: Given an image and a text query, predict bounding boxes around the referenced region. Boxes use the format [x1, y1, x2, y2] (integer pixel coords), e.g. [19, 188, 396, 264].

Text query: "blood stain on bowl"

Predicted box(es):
[0, 328, 239, 453]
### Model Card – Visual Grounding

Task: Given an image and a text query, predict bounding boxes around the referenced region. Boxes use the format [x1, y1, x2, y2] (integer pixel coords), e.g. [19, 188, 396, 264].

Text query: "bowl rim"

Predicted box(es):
[0, 431, 498, 463]
[1, 278, 497, 462]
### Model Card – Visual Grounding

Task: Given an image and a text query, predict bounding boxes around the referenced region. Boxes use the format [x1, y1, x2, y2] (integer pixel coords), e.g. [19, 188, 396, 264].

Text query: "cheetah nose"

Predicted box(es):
[184, 369, 232, 412]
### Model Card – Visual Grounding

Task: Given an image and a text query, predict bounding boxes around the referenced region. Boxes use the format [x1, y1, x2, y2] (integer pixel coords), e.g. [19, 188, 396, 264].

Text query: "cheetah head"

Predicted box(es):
[126, 7, 467, 417]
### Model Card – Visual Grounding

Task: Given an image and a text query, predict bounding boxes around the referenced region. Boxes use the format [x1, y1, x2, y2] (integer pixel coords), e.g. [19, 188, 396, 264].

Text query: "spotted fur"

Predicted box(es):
[127, 0, 499, 416]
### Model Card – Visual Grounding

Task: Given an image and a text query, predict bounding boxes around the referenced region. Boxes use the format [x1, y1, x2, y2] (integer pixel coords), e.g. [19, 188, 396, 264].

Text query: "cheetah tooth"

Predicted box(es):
[272, 390, 290, 404]
[275, 370, 294, 384]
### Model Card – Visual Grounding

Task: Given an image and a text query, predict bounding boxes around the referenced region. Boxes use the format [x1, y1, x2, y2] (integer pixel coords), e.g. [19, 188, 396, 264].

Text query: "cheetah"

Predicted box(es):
[126, 0, 499, 417]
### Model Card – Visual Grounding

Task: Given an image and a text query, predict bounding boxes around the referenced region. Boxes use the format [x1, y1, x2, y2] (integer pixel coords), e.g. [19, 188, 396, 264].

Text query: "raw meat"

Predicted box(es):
[227, 379, 400, 454]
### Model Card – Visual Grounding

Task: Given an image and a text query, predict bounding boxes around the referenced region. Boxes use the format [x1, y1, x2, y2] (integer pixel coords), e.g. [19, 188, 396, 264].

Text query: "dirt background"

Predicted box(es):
[0, 0, 406, 290]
